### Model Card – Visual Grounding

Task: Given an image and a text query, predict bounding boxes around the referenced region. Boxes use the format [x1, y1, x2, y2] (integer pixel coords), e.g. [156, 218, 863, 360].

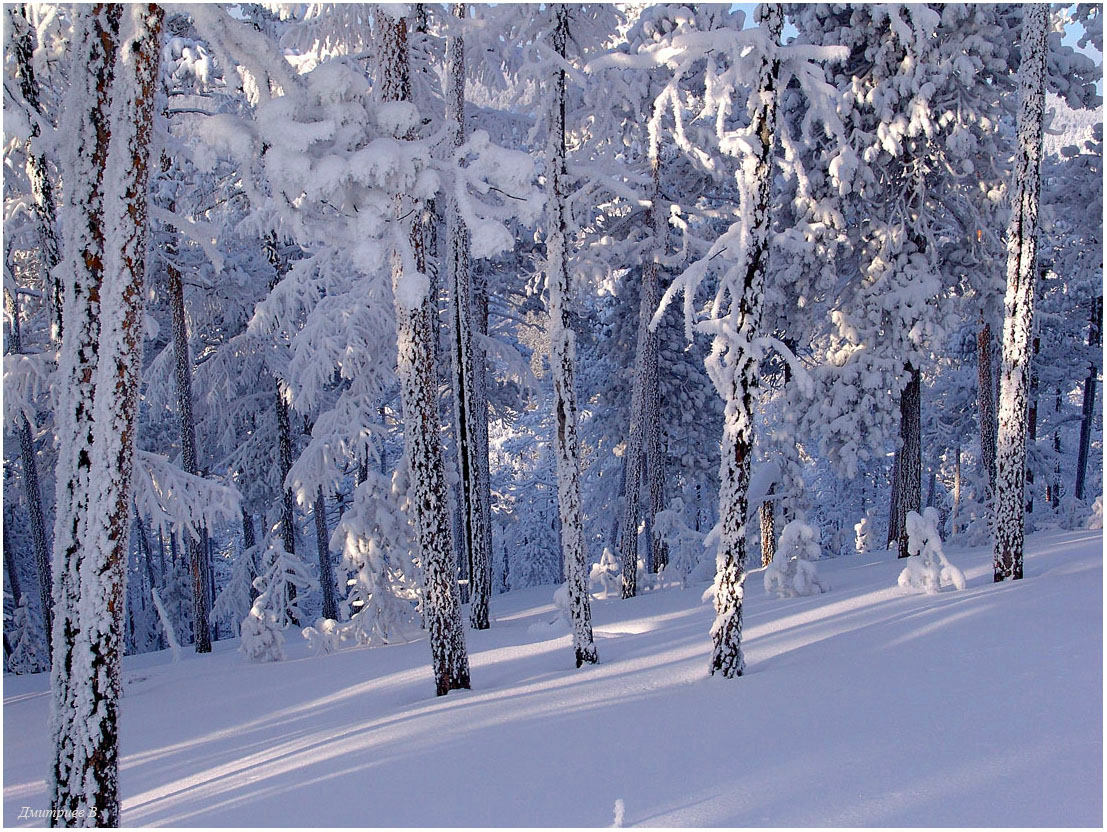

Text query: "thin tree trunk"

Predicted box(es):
[445, 3, 492, 629]
[759, 500, 776, 568]
[978, 320, 998, 493]
[242, 507, 259, 604]
[709, 4, 781, 679]
[887, 447, 902, 548]
[5, 289, 52, 651]
[1075, 295, 1101, 500]
[379, 9, 470, 695]
[618, 143, 665, 597]
[274, 378, 299, 624]
[896, 364, 921, 558]
[1026, 333, 1040, 516]
[952, 443, 962, 536]
[314, 487, 337, 621]
[547, 4, 597, 666]
[994, 3, 1049, 583]
[165, 188, 211, 653]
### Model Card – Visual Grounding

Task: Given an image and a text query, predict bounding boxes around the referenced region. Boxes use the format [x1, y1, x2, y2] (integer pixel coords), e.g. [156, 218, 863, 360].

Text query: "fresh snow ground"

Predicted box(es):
[4, 529, 1102, 826]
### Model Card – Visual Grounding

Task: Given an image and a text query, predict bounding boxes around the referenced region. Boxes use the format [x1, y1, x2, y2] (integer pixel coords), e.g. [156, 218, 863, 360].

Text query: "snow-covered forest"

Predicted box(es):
[2, 2, 1103, 826]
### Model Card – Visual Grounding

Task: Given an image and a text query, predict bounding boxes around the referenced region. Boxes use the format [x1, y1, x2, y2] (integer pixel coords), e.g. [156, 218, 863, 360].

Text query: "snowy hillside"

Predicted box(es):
[4, 529, 1101, 827]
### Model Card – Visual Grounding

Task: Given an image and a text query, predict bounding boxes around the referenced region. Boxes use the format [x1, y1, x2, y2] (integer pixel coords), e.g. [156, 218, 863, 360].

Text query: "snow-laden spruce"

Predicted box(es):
[764, 520, 828, 599]
[898, 508, 966, 594]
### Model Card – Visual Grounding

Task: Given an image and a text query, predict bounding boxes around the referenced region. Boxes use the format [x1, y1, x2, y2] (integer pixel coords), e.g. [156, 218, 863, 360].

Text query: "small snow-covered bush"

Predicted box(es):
[302, 617, 341, 655]
[589, 547, 621, 598]
[654, 497, 708, 587]
[898, 508, 966, 594]
[764, 520, 828, 598]
[854, 511, 877, 554]
[241, 536, 317, 662]
[1086, 495, 1103, 529]
[6, 596, 48, 674]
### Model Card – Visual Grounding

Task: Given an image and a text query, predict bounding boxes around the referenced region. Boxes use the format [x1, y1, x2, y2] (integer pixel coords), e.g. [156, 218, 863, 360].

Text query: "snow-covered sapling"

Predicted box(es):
[764, 520, 828, 599]
[590, 547, 621, 599]
[898, 508, 966, 594]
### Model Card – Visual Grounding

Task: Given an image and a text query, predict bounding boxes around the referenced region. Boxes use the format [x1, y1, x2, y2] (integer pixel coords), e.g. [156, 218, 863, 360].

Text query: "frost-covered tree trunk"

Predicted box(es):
[48, 5, 120, 820]
[445, 3, 492, 629]
[896, 364, 921, 558]
[241, 507, 259, 604]
[618, 146, 665, 597]
[274, 379, 299, 625]
[760, 500, 776, 568]
[166, 206, 211, 653]
[994, 2, 1049, 583]
[5, 290, 52, 650]
[547, 4, 597, 666]
[57, 6, 162, 823]
[1075, 296, 1101, 501]
[378, 9, 470, 695]
[709, 4, 782, 679]
[977, 321, 998, 493]
[1026, 333, 1041, 515]
[9, 4, 63, 340]
[314, 487, 337, 621]
[887, 447, 902, 548]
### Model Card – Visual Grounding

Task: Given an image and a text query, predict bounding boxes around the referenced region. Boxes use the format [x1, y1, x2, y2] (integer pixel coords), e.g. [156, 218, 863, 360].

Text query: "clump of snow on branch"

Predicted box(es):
[132, 449, 241, 544]
[590, 547, 621, 598]
[241, 536, 318, 662]
[898, 508, 966, 594]
[6, 595, 48, 674]
[653, 498, 710, 589]
[764, 520, 828, 599]
[1086, 496, 1103, 530]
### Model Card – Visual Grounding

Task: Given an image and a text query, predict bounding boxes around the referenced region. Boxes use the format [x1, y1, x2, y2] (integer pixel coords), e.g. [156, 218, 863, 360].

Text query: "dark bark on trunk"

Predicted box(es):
[759, 500, 775, 568]
[896, 364, 921, 558]
[1026, 334, 1040, 515]
[274, 380, 299, 624]
[978, 321, 998, 493]
[1075, 296, 1101, 501]
[379, 10, 470, 695]
[241, 508, 259, 604]
[166, 204, 211, 653]
[994, 4, 1048, 582]
[314, 487, 337, 621]
[5, 289, 53, 651]
[547, 5, 598, 666]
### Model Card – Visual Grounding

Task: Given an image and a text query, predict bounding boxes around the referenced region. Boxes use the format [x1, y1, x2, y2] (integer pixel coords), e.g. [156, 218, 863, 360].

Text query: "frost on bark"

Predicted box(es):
[5, 289, 52, 651]
[895, 364, 921, 558]
[547, 4, 597, 666]
[618, 146, 665, 596]
[994, 3, 1049, 583]
[47, 5, 120, 821]
[165, 190, 211, 652]
[1075, 296, 1101, 501]
[9, 4, 63, 340]
[709, 4, 781, 680]
[445, 3, 493, 629]
[274, 378, 300, 625]
[314, 487, 337, 621]
[378, 9, 470, 695]
[759, 500, 776, 568]
[977, 321, 998, 493]
[56, 6, 163, 824]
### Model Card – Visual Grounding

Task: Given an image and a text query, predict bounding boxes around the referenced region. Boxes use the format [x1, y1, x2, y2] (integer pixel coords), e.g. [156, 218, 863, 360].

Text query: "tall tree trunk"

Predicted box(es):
[978, 320, 998, 493]
[952, 443, 962, 536]
[9, 4, 63, 340]
[618, 142, 665, 596]
[1075, 295, 1101, 501]
[5, 288, 53, 651]
[896, 364, 921, 558]
[994, 3, 1049, 583]
[378, 9, 470, 695]
[1026, 333, 1040, 516]
[314, 487, 337, 621]
[546, 4, 598, 666]
[165, 192, 211, 653]
[445, 3, 492, 629]
[48, 5, 121, 820]
[709, 4, 781, 679]
[887, 446, 902, 548]
[241, 508, 259, 604]
[57, 7, 162, 823]
[759, 500, 776, 568]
